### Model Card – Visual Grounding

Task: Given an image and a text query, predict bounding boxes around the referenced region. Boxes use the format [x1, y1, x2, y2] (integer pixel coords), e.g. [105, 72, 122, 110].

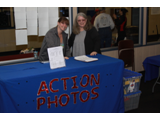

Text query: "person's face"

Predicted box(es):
[77, 16, 87, 28]
[96, 11, 100, 15]
[58, 21, 68, 31]
[119, 10, 123, 15]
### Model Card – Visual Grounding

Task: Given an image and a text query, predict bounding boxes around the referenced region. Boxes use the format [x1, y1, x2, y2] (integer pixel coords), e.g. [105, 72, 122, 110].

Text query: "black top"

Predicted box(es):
[68, 27, 101, 56]
[115, 15, 127, 33]
[39, 27, 71, 61]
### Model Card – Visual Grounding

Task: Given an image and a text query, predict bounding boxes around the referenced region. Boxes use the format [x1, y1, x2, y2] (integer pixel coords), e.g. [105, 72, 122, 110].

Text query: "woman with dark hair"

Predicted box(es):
[39, 17, 71, 61]
[113, 8, 128, 46]
[68, 12, 101, 57]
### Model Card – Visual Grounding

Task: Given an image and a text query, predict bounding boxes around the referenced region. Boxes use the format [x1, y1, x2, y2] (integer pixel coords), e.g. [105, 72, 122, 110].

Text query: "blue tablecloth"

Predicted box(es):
[143, 55, 160, 82]
[0, 54, 124, 113]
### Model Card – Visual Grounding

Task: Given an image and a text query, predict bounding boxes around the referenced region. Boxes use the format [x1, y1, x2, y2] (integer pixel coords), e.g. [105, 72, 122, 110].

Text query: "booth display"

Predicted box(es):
[0, 54, 124, 113]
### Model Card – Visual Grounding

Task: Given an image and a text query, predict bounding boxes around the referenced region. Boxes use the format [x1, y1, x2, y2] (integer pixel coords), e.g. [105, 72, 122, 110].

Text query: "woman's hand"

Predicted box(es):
[64, 57, 69, 59]
[90, 51, 97, 56]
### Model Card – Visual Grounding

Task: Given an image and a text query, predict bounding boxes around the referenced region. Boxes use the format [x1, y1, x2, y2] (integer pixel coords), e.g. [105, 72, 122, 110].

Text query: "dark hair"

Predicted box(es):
[72, 12, 92, 34]
[121, 8, 128, 15]
[58, 17, 69, 25]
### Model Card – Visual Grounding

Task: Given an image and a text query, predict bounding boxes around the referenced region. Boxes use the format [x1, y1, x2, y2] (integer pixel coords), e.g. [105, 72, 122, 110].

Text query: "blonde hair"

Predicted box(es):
[72, 12, 92, 34]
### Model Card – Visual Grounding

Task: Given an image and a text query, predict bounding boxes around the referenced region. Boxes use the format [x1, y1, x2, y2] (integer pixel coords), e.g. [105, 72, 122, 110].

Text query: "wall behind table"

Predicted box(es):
[102, 44, 160, 72]
[148, 7, 160, 36]
[0, 29, 44, 52]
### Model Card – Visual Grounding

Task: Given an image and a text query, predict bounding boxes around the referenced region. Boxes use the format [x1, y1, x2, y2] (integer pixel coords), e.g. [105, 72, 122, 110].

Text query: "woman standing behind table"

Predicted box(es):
[39, 17, 71, 61]
[68, 12, 101, 57]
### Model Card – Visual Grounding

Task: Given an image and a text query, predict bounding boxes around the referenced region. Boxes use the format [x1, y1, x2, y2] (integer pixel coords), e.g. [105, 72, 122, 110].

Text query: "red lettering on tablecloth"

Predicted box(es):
[79, 90, 90, 102]
[80, 74, 89, 87]
[91, 87, 99, 99]
[71, 76, 78, 89]
[90, 73, 100, 86]
[37, 81, 49, 96]
[61, 77, 70, 90]
[49, 78, 59, 93]
[37, 97, 45, 110]
[59, 94, 70, 106]
[70, 91, 80, 104]
[36, 73, 101, 110]
[47, 96, 58, 108]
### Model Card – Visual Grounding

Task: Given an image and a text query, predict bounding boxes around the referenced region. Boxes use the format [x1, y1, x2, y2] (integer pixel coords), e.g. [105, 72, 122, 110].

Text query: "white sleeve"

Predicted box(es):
[94, 16, 99, 31]
[108, 15, 115, 30]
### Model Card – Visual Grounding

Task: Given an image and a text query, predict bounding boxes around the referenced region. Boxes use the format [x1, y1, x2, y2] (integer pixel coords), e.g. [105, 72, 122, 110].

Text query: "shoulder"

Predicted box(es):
[45, 27, 57, 36]
[87, 27, 98, 33]
[49, 27, 57, 32]
[86, 27, 99, 39]
[95, 14, 101, 19]
[63, 31, 68, 36]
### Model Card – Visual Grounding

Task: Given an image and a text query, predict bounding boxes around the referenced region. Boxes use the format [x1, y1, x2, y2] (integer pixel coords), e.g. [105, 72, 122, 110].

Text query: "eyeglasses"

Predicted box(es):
[77, 19, 86, 22]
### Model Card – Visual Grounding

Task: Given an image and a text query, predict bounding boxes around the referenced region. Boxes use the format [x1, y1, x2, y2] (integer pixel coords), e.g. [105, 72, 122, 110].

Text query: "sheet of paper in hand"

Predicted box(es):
[47, 46, 66, 69]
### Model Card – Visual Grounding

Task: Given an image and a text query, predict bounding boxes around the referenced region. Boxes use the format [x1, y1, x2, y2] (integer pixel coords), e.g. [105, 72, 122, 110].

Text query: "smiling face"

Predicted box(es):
[57, 21, 68, 32]
[77, 16, 87, 29]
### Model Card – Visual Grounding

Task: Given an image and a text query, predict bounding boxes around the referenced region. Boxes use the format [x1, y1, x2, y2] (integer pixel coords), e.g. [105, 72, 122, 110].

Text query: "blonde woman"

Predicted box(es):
[68, 12, 101, 57]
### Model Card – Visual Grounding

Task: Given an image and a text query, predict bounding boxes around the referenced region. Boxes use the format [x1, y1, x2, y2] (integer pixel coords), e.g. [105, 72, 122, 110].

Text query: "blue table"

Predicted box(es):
[0, 54, 124, 113]
[143, 55, 160, 92]
[143, 55, 160, 82]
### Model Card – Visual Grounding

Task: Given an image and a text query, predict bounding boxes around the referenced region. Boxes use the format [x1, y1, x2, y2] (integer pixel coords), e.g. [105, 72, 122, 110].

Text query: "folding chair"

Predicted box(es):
[118, 40, 135, 71]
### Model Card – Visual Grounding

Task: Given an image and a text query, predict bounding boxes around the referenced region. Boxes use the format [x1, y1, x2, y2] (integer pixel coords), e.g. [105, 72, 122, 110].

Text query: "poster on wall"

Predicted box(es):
[48, 7, 59, 29]
[14, 7, 27, 29]
[26, 7, 38, 35]
[15, 30, 28, 45]
[13, 7, 62, 46]
[38, 7, 49, 36]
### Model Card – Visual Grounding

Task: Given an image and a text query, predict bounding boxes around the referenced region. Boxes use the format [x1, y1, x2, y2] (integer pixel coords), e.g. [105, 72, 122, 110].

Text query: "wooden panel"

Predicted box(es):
[0, 30, 5, 52]
[155, 44, 160, 55]
[4, 29, 16, 51]
[102, 50, 118, 58]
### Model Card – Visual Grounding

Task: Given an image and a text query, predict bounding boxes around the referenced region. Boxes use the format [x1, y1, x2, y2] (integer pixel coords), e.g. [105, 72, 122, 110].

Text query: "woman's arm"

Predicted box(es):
[68, 32, 75, 48]
[90, 27, 101, 54]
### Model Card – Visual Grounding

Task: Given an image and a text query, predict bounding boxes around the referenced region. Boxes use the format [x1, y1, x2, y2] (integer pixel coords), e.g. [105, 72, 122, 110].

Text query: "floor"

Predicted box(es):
[125, 71, 160, 113]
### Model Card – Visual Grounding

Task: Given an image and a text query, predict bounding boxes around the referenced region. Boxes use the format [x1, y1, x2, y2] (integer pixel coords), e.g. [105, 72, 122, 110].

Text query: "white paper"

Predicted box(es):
[49, 17, 59, 29]
[48, 7, 59, 29]
[27, 26, 37, 35]
[15, 19, 27, 29]
[48, 7, 58, 17]
[74, 55, 98, 62]
[15, 30, 28, 45]
[26, 7, 37, 35]
[14, 7, 27, 29]
[47, 46, 66, 69]
[38, 7, 49, 36]
[26, 7, 37, 19]
[27, 19, 37, 35]
[14, 7, 26, 12]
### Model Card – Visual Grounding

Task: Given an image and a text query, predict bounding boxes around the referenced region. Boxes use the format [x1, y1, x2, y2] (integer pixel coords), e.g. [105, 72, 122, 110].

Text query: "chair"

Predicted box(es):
[118, 40, 135, 71]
